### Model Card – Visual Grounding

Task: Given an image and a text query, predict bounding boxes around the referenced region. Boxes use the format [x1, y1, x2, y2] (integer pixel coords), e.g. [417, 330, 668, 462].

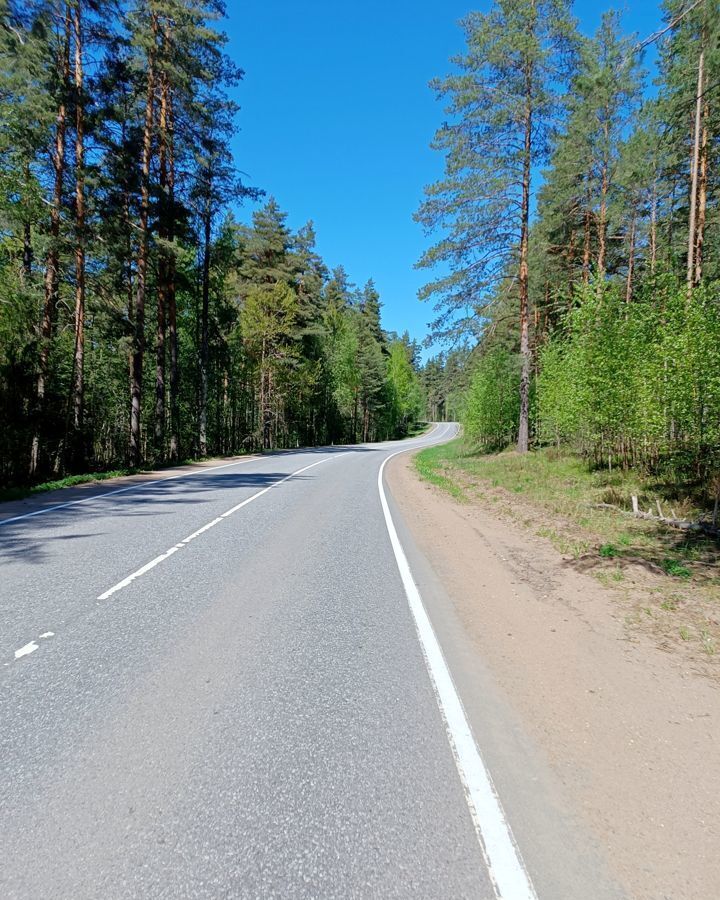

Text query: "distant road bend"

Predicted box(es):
[0, 424, 537, 900]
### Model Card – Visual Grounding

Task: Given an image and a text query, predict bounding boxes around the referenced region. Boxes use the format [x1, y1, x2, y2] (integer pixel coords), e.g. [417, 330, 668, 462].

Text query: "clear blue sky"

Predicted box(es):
[223, 1, 663, 353]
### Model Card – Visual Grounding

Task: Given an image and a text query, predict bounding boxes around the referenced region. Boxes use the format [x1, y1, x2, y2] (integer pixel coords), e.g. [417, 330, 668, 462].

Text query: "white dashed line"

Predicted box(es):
[14, 641, 39, 660]
[10, 631, 56, 664]
[97, 456, 332, 601]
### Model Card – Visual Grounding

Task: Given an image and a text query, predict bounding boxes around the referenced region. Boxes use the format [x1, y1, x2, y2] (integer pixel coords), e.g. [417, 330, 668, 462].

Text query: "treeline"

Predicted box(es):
[0, 1, 424, 488]
[418, 0, 720, 496]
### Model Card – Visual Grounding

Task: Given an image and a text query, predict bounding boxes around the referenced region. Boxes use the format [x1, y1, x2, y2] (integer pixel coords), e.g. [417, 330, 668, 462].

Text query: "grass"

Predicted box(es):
[0, 468, 135, 503]
[413, 441, 468, 502]
[414, 439, 719, 580]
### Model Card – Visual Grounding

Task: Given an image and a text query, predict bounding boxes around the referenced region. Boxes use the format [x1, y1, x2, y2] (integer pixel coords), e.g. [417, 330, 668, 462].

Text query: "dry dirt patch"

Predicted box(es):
[388, 452, 719, 900]
[427, 453, 720, 679]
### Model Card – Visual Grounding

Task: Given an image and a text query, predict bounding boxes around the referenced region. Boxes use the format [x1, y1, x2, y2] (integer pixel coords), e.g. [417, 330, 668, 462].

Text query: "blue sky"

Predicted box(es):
[223, 1, 663, 353]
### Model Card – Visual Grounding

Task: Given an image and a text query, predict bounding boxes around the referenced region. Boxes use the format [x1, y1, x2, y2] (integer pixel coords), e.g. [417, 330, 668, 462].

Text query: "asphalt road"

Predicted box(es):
[0, 424, 536, 899]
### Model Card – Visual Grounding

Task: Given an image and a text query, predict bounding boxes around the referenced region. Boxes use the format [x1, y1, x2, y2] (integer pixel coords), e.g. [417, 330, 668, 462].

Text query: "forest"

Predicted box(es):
[0, 0, 424, 489]
[418, 0, 720, 509]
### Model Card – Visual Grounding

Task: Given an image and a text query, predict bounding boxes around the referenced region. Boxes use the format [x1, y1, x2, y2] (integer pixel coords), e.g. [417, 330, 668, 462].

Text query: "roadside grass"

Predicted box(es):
[413, 441, 468, 502]
[414, 439, 719, 579]
[414, 438, 720, 666]
[0, 469, 136, 503]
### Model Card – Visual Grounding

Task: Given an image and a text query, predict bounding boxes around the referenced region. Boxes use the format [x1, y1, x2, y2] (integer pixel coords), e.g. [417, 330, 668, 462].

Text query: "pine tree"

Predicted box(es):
[238, 198, 297, 288]
[416, 0, 576, 451]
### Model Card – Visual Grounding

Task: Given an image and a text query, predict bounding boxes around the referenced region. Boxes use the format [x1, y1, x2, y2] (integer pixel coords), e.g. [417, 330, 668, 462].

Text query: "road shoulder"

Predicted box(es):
[386, 452, 719, 900]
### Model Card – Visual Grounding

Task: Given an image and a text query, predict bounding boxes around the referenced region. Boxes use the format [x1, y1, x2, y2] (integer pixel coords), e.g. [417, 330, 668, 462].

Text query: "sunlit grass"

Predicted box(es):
[414, 439, 718, 579]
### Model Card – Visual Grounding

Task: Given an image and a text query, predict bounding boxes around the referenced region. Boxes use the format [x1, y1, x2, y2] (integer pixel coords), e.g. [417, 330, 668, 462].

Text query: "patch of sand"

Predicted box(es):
[388, 453, 719, 900]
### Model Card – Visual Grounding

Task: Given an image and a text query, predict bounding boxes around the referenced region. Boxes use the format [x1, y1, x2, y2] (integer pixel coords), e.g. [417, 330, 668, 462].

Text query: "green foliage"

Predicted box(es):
[463, 348, 521, 452]
[538, 282, 720, 492]
[386, 340, 425, 436]
[0, 3, 426, 487]
[415, 0, 577, 343]
[663, 559, 691, 579]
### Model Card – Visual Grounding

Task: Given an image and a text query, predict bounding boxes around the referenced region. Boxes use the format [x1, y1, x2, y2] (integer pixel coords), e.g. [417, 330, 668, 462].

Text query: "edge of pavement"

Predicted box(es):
[382, 447, 626, 900]
[0, 425, 443, 528]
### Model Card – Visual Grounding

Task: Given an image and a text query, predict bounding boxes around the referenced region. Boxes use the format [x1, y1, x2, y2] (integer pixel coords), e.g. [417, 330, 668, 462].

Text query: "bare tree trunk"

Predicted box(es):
[694, 95, 708, 286]
[686, 47, 704, 295]
[31, 4, 70, 477]
[597, 122, 609, 277]
[155, 74, 169, 458]
[517, 71, 533, 454]
[625, 208, 636, 304]
[649, 179, 657, 275]
[582, 205, 591, 285]
[129, 14, 157, 468]
[258, 340, 271, 451]
[199, 196, 211, 456]
[71, 0, 85, 453]
[167, 91, 179, 461]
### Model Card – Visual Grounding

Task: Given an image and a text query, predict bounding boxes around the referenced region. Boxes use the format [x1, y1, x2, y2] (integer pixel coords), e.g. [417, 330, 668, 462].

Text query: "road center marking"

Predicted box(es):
[97, 456, 332, 601]
[378, 428, 537, 900]
[14, 641, 39, 660]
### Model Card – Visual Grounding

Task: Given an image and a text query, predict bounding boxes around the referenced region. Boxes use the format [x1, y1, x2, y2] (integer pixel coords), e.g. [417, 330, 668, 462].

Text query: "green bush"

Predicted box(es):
[537, 281, 720, 490]
[463, 348, 520, 451]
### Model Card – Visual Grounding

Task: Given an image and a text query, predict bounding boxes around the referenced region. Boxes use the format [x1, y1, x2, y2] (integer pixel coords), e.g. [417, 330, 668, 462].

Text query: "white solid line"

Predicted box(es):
[0, 456, 263, 527]
[14, 641, 39, 660]
[97, 456, 331, 601]
[378, 426, 537, 900]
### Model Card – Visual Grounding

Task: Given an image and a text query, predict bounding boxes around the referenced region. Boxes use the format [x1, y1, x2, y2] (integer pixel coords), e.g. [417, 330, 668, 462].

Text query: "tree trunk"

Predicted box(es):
[686, 47, 704, 295]
[22, 163, 33, 280]
[199, 196, 211, 456]
[625, 208, 636, 304]
[517, 72, 533, 454]
[597, 123, 609, 277]
[693, 94, 708, 286]
[71, 0, 85, 454]
[129, 14, 157, 468]
[167, 90, 179, 461]
[31, 4, 71, 477]
[155, 75, 169, 458]
[649, 179, 657, 275]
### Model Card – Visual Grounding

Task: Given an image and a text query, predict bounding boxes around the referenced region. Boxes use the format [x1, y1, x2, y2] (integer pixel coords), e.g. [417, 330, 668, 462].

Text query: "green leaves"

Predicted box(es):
[416, 0, 577, 344]
[537, 281, 720, 484]
[463, 347, 521, 451]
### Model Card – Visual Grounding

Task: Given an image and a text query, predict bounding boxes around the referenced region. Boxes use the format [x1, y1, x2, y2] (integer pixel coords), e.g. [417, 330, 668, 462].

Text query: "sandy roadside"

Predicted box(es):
[387, 453, 719, 900]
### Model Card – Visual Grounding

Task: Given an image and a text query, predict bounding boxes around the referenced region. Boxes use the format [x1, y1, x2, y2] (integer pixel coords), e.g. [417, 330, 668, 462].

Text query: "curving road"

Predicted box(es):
[0, 424, 538, 899]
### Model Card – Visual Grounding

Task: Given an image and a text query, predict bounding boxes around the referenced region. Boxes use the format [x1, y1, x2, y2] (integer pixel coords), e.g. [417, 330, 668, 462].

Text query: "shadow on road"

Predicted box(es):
[0, 469, 319, 566]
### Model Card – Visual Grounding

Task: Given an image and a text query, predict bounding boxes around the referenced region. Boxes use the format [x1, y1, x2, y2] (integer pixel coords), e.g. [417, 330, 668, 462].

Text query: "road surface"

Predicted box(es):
[0, 424, 537, 899]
